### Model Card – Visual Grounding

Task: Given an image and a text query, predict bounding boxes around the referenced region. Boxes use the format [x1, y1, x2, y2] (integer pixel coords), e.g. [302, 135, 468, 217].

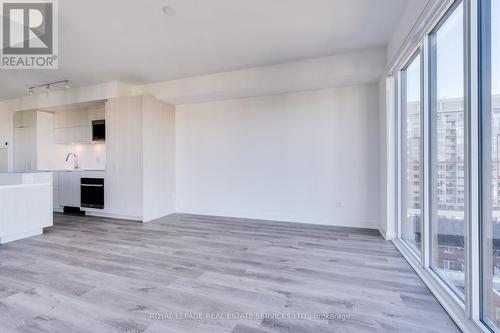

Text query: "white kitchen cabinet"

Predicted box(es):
[14, 126, 36, 172]
[54, 110, 88, 129]
[14, 111, 55, 172]
[14, 111, 37, 172]
[87, 106, 105, 122]
[53, 106, 102, 144]
[58, 171, 81, 207]
[53, 126, 91, 144]
[105, 96, 175, 222]
[105, 97, 143, 219]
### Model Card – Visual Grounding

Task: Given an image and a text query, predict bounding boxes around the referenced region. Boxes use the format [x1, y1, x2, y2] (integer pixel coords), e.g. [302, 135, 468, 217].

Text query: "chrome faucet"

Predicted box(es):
[65, 153, 79, 169]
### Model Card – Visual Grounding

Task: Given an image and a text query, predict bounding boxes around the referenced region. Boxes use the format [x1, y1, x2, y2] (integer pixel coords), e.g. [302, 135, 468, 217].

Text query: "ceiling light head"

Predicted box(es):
[28, 88, 34, 96]
[162, 6, 176, 16]
[64, 81, 70, 89]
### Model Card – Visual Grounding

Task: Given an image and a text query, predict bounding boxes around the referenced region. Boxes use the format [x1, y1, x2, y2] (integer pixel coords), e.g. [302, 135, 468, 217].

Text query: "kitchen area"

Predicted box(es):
[0, 94, 177, 245]
[14, 101, 108, 215]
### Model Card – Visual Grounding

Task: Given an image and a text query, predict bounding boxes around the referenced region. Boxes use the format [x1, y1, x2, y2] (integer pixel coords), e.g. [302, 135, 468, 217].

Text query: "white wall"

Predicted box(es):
[176, 84, 380, 228]
[142, 96, 176, 222]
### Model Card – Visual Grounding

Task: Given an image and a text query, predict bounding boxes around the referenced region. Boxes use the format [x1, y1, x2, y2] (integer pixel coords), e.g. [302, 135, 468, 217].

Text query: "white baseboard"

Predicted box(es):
[176, 207, 377, 230]
[53, 207, 378, 230]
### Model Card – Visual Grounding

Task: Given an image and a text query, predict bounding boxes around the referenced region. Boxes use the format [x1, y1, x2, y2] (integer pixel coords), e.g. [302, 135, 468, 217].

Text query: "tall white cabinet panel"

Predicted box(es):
[14, 111, 36, 172]
[105, 97, 143, 220]
[14, 111, 55, 172]
[14, 126, 36, 172]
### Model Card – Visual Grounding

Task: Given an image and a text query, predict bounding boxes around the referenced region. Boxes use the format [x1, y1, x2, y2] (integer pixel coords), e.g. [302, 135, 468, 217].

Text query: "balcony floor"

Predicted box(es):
[0, 213, 460, 333]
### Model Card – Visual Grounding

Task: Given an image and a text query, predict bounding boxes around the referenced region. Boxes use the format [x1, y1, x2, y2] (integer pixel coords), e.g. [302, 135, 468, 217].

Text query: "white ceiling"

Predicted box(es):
[0, 0, 408, 101]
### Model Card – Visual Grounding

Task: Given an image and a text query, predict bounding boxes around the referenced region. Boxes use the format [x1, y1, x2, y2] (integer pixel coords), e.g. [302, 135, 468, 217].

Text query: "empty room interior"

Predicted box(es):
[0, 0, 498, 332]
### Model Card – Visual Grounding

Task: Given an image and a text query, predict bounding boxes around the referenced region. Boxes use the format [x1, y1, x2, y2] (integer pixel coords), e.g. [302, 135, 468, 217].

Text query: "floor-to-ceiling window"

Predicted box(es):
[482, 0, 500, 330]
[429, 1, 466, 298]
[395, 0, 500, 331]
[401, 53, 423, 256]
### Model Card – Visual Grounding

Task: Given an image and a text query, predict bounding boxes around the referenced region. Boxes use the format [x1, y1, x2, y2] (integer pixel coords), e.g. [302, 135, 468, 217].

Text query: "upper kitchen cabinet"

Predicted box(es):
[87, 106, 105, 122]
[53, 109, 89, 129]
[52, 103, 105, 144]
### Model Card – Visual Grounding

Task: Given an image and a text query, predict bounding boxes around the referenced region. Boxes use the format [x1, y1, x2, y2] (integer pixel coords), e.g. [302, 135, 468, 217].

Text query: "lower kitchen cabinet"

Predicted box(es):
[54, 171, 106, 211]
[58, 172, 81, 207]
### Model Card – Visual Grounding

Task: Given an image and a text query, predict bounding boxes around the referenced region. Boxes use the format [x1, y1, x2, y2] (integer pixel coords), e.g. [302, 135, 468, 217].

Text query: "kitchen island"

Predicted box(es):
[0, 172, 53, 244]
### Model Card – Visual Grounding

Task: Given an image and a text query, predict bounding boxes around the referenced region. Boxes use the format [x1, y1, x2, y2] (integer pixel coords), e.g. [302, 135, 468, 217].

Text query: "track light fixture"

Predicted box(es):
[27, 80, 70, 96]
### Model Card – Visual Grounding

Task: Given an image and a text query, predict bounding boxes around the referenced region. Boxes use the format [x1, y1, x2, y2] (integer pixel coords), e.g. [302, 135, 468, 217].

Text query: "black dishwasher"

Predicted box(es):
[81, 178, 104, 209]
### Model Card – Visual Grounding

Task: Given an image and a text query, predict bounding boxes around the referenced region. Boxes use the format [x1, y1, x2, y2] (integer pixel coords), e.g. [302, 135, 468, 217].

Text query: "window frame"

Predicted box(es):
[399, 49, 425, 259]
[427, 0, 468, 303]
[479, 0, 499, 331]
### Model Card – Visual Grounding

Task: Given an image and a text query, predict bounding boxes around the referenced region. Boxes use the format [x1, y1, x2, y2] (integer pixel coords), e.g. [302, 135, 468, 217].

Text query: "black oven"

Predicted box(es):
[81, 178, 104, 209]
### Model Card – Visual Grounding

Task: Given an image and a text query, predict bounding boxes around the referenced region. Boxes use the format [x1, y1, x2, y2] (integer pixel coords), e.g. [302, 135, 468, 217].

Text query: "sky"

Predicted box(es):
[436, 2, 464, 100]
[406, 1, 500, 102]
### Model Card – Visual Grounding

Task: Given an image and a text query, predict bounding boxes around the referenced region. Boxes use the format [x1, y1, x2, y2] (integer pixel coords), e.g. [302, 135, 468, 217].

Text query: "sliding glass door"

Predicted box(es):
[482, 0, 500, 329]
[429, 1, 466, 298]
[401, 53, 423, 256]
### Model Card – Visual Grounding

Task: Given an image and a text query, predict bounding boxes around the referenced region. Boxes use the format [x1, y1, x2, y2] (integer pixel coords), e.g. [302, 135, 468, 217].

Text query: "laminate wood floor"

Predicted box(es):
[0, 213, 460, 333]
